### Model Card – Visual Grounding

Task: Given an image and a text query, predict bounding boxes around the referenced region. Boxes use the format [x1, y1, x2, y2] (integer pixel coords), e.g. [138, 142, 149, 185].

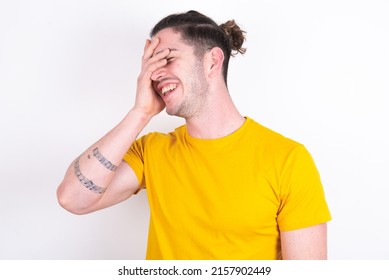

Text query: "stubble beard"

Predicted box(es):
[167, 64, 209, 119]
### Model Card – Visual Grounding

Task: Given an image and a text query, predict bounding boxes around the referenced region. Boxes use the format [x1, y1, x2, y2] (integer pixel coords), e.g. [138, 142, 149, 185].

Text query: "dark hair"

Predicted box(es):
[150, 10, 246, 83]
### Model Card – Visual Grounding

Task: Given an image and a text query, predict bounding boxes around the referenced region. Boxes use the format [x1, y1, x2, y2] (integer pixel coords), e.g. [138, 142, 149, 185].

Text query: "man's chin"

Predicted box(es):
[165, 107, 180, 117]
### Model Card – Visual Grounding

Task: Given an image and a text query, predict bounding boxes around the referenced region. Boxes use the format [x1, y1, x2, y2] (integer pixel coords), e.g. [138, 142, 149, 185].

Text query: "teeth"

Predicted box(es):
[161, 84, 177, 96]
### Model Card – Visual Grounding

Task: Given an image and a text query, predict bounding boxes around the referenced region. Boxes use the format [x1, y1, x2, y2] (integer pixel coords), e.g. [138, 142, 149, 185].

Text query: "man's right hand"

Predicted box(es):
[133, 37, 170, 118]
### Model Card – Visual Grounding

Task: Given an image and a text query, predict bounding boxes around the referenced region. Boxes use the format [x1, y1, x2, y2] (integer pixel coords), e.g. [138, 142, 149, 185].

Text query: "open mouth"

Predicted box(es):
[159, 83, 178, 97]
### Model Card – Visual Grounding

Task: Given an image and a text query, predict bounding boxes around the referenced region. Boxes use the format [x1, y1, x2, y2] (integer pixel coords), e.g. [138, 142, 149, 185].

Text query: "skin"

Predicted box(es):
[57, 28, 328, 259]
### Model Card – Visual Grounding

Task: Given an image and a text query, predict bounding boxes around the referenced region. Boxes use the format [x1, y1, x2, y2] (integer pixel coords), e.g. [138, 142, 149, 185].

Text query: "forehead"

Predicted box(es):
[152, 28, 191, 54]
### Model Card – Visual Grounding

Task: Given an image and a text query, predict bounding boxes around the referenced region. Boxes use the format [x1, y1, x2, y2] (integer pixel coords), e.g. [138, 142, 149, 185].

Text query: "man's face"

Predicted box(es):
[151, 28, 209, 119]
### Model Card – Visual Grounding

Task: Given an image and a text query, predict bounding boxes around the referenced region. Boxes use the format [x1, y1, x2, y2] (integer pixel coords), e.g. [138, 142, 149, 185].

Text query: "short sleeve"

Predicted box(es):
[123, 135, 147, 189]
[277, 145, 332, 231]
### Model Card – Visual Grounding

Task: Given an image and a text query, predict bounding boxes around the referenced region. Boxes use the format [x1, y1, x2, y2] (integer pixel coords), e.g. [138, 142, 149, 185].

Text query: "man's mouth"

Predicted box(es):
[160, 83, 177, 96]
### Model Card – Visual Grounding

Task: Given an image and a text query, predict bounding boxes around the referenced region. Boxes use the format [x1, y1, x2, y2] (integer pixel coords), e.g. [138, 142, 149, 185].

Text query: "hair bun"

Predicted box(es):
[219, 20, 247, 56]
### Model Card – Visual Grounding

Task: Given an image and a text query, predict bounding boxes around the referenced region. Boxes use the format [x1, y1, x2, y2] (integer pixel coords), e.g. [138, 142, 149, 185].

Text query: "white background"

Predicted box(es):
[1, 0, 388, 260]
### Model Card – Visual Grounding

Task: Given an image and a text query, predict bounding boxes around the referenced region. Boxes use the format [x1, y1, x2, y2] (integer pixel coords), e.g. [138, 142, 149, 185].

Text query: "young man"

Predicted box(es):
[57, 10, 331, 260]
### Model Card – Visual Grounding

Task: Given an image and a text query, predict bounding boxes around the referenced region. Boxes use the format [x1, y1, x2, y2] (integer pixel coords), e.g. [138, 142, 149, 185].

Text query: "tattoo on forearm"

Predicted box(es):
[74, 157, 106, 194]
[92, 147, 117, 171]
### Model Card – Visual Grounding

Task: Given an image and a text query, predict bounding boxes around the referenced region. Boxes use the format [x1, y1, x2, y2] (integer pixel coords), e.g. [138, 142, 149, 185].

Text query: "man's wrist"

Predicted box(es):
[128, 107, 155, 125]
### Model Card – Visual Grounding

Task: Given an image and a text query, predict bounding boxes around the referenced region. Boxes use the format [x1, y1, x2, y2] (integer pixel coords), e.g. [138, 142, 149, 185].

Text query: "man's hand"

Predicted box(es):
[133, 37, 171, 118]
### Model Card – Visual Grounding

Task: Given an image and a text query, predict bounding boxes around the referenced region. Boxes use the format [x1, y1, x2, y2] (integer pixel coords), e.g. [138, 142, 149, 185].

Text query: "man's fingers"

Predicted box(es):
[142, 48, 171, 77]
[142, 37, 159, 60]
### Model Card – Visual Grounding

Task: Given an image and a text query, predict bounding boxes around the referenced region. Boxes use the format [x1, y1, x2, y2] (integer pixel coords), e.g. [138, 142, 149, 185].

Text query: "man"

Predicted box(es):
[57, 10, 331, 260]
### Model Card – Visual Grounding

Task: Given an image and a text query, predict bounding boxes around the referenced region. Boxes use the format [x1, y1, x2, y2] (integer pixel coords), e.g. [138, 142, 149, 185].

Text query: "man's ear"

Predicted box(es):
[205, 47, 224, 78]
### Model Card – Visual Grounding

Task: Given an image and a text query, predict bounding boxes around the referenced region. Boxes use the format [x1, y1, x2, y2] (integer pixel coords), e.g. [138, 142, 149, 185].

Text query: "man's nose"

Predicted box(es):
[151, 67, 167, 82]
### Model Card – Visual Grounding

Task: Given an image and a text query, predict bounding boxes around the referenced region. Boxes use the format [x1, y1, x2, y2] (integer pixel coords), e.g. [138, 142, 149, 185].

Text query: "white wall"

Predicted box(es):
[1, 0, 388, 259]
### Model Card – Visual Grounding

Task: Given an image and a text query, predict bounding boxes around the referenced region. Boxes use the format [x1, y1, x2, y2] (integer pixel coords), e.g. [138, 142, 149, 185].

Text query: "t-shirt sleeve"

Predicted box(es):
[123, 135, 146, 189]
[277, 145, 332, 231]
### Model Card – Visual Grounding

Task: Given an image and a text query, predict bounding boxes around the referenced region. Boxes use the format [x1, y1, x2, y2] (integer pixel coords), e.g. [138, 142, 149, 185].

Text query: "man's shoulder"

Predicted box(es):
[246, 117, 301, 148]
[137, 125, 186, 144]
[246, 117, 312, 166]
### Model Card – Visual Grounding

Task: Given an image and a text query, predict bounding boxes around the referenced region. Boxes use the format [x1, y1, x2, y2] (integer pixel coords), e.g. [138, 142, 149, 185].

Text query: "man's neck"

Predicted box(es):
[185, 96, 245, 139]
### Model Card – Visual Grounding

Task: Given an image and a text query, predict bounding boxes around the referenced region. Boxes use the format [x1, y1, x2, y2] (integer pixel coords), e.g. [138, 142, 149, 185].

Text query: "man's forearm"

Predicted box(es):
[57, 108, 152, 213]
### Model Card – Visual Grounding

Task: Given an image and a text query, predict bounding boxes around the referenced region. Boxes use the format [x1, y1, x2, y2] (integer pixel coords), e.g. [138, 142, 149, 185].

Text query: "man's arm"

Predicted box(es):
[57, 109, 150, 215]
[57, 38, 170, 215]
[280, 223, 328, 259]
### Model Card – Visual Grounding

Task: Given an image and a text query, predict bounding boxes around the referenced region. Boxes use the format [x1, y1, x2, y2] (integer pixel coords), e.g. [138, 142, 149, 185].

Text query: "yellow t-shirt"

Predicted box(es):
[124, 117, 331, 259]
